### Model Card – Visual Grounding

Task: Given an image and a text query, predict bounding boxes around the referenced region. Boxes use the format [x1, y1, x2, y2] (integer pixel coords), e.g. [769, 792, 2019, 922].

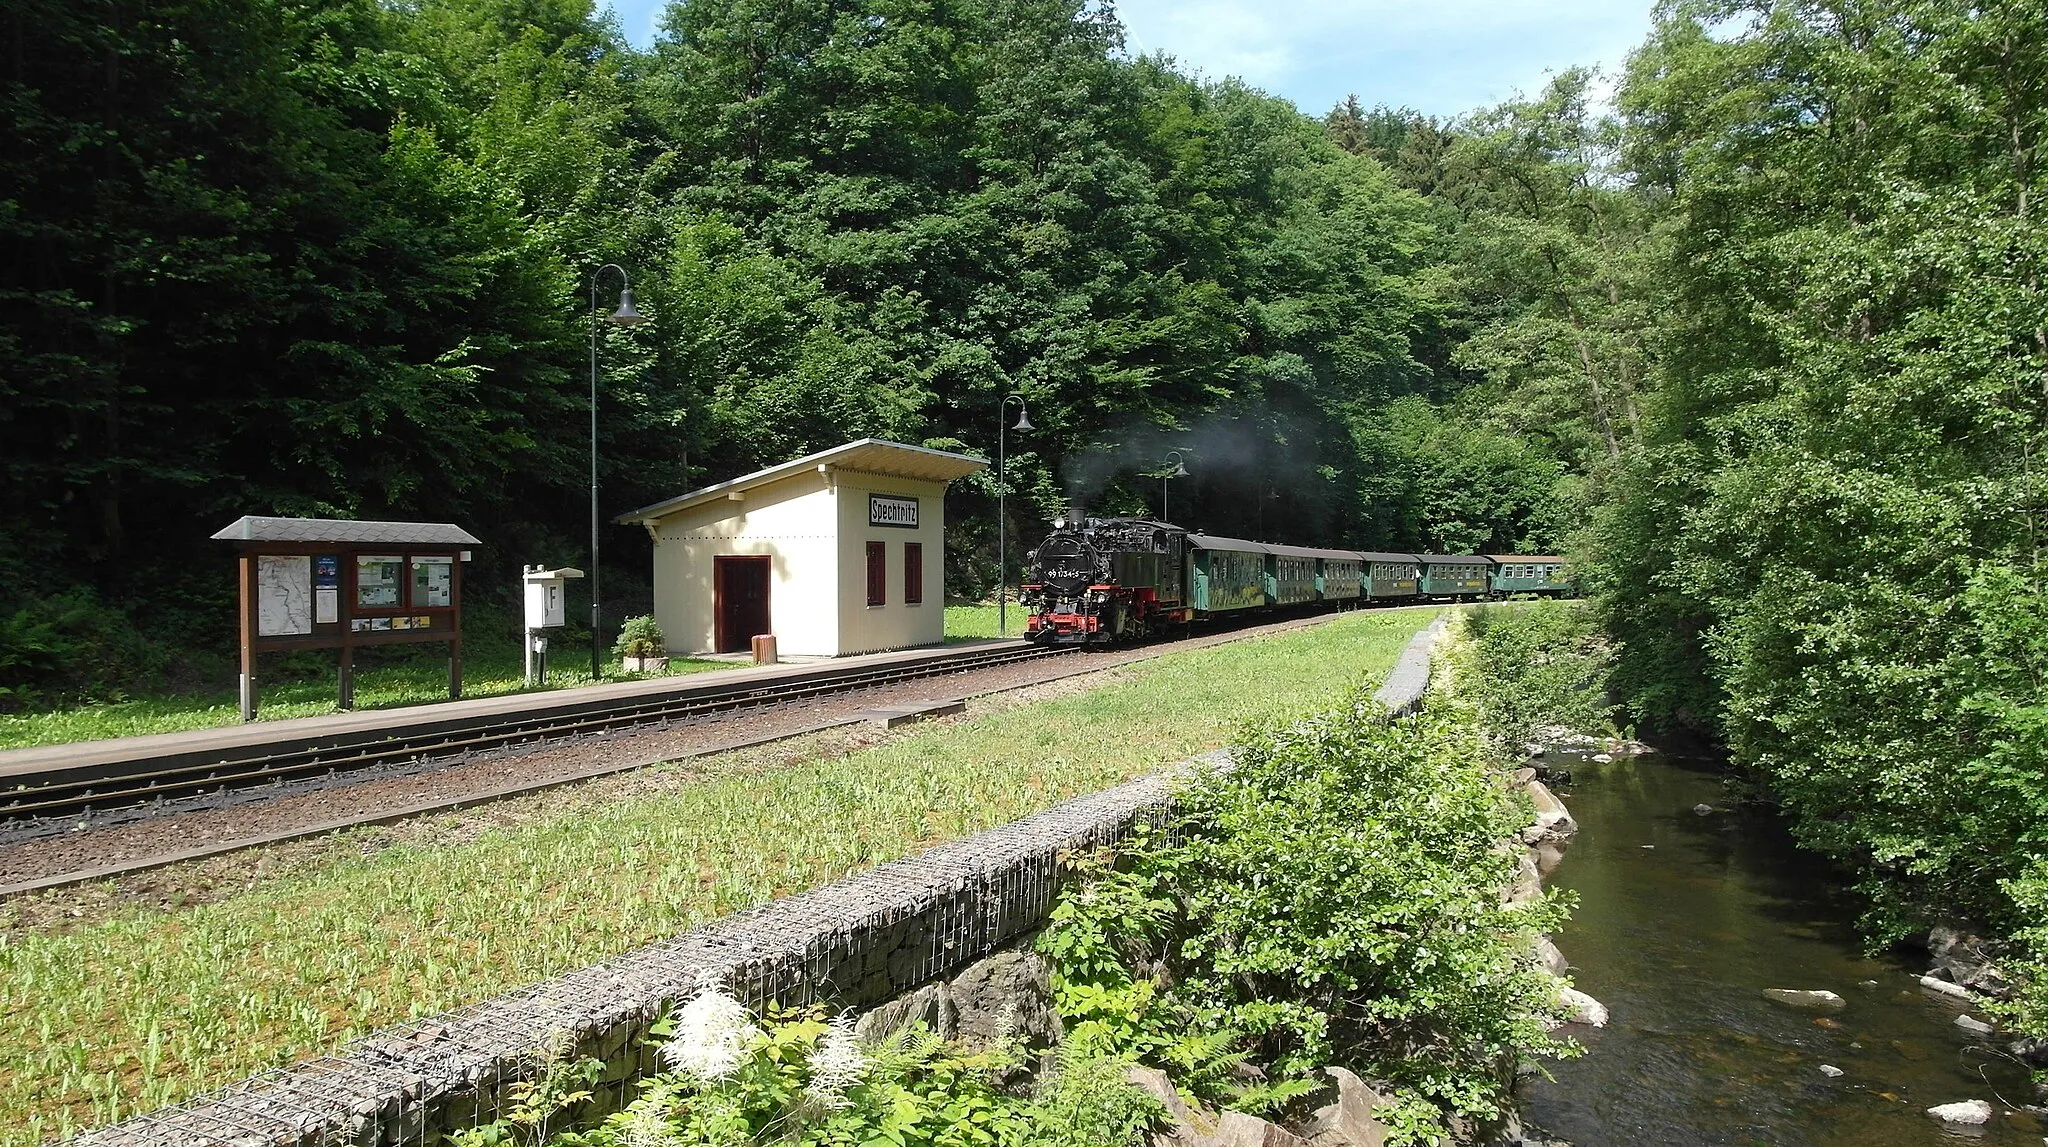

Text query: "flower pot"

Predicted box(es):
[622, 654, 668, 673]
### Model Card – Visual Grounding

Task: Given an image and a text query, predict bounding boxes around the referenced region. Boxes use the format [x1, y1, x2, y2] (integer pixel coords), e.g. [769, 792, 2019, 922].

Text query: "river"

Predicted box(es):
[1520, 751, 2044, 1145]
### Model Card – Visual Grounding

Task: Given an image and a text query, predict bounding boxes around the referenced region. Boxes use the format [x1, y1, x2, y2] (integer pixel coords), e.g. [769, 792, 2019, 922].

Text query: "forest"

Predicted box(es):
[5, 0, 2048, 1019]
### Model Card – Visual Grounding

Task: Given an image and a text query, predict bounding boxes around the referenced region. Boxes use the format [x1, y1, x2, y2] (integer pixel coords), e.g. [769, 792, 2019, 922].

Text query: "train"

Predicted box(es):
[1020, 516, 1572, 646]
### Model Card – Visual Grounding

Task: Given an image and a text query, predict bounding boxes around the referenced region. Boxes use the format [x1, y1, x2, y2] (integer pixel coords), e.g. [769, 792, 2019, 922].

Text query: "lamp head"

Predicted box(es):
[609, 288, 646, 326]
[1171, 460, 1189, 478]
[1011, 404, 1033, 432]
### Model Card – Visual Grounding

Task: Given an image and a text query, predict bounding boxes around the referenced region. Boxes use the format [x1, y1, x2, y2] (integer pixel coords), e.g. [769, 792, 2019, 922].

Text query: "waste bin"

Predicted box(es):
[750, 633, 778, 665]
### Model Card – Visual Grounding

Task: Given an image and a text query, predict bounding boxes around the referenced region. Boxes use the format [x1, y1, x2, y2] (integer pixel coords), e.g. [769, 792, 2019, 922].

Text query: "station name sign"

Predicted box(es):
[869, 494, 920, 529]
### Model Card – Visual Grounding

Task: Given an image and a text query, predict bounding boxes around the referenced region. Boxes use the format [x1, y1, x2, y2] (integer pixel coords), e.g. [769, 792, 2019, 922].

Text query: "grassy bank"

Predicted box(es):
[0, 609, 1435, 1144]
[0, 606, 1002, 751]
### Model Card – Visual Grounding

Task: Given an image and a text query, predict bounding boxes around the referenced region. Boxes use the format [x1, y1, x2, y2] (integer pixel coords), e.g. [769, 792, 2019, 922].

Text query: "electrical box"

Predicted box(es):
[522, 566, 583, 629]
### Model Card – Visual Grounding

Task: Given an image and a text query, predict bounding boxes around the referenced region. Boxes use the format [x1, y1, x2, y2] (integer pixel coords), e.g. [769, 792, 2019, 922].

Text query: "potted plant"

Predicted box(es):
[613, 615, 668, 673]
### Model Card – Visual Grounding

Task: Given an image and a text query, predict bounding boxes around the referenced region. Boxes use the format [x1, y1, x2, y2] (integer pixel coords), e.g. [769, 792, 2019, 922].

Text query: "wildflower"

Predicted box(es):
[620, 1102, 680, 1147]
[803, 1013, 865, 1108]
[659, 979, 761, 1082]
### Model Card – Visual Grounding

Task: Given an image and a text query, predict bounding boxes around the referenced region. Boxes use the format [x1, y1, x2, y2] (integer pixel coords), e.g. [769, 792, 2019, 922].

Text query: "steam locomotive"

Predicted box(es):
[1020, 515, 1570, 646]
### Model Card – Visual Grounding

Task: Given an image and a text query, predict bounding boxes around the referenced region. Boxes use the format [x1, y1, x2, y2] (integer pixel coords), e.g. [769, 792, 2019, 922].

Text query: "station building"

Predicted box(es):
[616, 439, 988, 657]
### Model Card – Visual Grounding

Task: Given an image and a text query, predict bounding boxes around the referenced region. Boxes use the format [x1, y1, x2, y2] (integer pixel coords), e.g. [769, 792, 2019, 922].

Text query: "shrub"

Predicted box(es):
[1039, 685, 1578, 1142]
[524, 981, 1159, 1147]
[611, 615, 666, 660]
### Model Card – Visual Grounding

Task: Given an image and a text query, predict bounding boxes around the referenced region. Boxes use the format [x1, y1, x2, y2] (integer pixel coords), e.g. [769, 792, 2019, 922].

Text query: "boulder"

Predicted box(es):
[1533, 936, 1569, 976]
[1819, 1065, 1844, 1078]
[1692, 803, 1713, 816]
[1303, 1066, 1389, 1147]
[1760, 989, 1846, 1011]
[1955, 1014, 1996, 1036]
[1207, 1112, 1309, 1147]
[1919, 974, 1976, 1001]
[1126, 1066, 1211, 1146]
[1928, 927, 2013, 998]
[1926, 1099, 1993, 1125]
[1520, 781, 1578, 845]
[1506, 851, 1543, 905]
[947, 950, 1060, 1054]
[1514, 767, 1537, 785]
[1557, 986, 1609, 1027]
[855, 983, 952, 1044]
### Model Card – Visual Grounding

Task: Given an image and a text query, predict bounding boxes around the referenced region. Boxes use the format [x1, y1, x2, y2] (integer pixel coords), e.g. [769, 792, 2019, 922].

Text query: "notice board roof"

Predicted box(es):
[617, 438, 989, 526]
[212, 516, 481, 546]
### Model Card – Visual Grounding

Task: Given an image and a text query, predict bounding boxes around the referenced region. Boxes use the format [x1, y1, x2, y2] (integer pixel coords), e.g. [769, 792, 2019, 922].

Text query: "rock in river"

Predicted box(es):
[1761, 988, 1847, 1011]
[1926, 1099, 1993, 1125]
[1819, 1065, 1844, 1078]
[1955, 1014, 1996, 1036]
[1692, 803, 1713, 816]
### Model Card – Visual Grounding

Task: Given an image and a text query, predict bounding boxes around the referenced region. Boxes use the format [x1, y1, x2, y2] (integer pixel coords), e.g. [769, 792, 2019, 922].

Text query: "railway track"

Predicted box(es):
[1, 641, 1067, 829]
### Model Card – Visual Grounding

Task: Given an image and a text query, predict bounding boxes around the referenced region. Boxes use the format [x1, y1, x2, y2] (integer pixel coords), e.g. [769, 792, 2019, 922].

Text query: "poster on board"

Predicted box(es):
[256, 555, 314, 636]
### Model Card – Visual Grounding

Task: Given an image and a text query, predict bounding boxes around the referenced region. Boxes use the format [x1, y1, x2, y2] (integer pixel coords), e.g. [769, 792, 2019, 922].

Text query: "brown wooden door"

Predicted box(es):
[714, 556, 771, 653]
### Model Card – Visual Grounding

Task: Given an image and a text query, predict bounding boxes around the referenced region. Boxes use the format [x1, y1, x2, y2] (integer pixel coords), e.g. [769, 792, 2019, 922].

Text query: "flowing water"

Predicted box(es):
[1519, 751, 2044, 1145]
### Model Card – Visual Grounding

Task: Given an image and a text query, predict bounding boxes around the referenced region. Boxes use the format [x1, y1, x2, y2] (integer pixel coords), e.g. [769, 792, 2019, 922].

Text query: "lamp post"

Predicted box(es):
[997, 393, 1032, 636]
[1160, 450, 1189, 522]
[589, 263, 645, 681]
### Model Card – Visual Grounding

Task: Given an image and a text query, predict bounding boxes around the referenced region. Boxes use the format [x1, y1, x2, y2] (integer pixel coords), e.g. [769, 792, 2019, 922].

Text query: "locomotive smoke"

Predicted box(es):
[1059, 411, 1279, 523]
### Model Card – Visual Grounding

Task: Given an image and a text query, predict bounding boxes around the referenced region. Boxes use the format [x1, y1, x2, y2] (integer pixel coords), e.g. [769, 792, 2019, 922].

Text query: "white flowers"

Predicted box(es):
[659, 978, 762, 1082]
[803, 1013, 865, 1108]
[654, 976, 867, 1116]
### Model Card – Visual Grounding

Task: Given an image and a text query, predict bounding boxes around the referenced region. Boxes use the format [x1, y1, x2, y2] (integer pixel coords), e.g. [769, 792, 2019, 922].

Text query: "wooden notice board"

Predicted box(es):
[213, 517, 480, 720]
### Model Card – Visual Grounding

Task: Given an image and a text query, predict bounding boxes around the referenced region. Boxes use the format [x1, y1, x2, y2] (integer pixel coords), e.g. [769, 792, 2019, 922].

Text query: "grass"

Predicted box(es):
[0, 609, 1434, 1145]
[940, 602, 1021, 641]
[0, 605, 1005, 751]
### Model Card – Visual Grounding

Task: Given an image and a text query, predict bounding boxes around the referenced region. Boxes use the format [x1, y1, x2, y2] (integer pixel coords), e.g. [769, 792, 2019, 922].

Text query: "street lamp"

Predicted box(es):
[589, 263, 645, 681]
[1160, 451, 1189, 522]
[997, 393, 1032, 636]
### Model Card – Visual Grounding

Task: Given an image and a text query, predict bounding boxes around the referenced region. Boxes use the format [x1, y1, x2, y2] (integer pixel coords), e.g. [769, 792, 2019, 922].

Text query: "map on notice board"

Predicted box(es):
[257, 555, 314, 636]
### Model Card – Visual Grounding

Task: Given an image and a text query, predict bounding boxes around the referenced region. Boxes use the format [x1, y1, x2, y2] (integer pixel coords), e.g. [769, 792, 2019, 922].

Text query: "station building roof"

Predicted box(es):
[211, 517, 481, 546]
[616, 438, 988, 527]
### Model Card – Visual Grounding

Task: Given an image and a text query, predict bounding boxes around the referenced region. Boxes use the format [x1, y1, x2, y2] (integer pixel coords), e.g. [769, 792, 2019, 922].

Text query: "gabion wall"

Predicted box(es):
[70, 616, 1442, 1147]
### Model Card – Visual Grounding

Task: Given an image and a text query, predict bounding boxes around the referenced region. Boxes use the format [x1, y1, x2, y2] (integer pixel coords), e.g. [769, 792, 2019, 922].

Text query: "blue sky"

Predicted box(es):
[601, 0, 1656, 119]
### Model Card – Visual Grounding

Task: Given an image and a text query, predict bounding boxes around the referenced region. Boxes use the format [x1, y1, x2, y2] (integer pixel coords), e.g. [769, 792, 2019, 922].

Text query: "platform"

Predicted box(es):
[0, 639, 1027, 785]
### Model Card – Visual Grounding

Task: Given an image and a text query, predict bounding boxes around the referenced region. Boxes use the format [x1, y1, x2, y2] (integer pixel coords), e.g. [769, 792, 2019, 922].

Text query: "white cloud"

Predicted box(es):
[604, 0, 1654, 118]
[1115, 0, 1654, 116]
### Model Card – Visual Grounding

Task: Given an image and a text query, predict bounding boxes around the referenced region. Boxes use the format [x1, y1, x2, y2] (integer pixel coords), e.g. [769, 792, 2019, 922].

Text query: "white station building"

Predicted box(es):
[616, 439, 988, 657]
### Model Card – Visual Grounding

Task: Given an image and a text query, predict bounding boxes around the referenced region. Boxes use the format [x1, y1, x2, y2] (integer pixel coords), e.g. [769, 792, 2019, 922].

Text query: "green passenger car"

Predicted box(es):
[1318, 554, 1364, 601]
[1267, 545, 1320, 606]
[1359, 552, 1421, 600]
[1417, 554, 1494, 598]
[1486, 555, 1574, 597]
[1188, 535, 1270, 612]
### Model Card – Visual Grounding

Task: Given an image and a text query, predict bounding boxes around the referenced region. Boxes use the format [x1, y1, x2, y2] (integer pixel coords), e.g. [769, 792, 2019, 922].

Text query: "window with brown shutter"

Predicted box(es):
[866, 541, 886, 607]
[904, 542, 924, 604]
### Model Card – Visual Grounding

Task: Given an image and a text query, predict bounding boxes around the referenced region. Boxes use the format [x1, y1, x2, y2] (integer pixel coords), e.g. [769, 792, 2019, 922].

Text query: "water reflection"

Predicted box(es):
[1520, 752, 2041, 1145]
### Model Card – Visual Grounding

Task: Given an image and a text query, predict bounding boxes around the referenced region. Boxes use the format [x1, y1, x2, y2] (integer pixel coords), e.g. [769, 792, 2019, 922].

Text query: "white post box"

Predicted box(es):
[521, 566, 583, 684]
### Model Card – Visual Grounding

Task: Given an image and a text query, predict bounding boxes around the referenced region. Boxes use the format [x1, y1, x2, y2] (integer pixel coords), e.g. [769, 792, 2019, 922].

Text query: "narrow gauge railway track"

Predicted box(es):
[1, 642, 1067, 829]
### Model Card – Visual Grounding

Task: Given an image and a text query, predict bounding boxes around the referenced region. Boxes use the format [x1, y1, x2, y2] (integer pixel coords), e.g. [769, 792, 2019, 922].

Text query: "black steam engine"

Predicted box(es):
[1021, 517, 1193, 645]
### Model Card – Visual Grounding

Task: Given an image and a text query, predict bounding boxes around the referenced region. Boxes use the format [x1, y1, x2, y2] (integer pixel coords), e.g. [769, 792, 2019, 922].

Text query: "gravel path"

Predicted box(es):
[0, 610, 1407, 924]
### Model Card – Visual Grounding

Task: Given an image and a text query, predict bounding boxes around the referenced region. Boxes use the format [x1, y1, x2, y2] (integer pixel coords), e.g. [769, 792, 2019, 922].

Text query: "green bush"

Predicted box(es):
[611, 615, 667, 660]
[1038, 685, 1578, 1141]
[1458, 601, 1618, 755]
[0, 587, 171, 710]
